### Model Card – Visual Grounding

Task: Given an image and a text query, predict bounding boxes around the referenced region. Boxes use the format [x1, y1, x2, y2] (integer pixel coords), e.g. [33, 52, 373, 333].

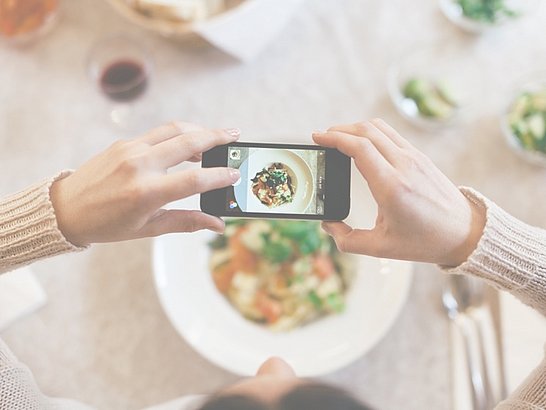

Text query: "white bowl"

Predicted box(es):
[106, 0, 246, 41]
[501, 73, 546, 167]
[153, 167, 413, 376]
[438, 0, 526, 33]
[388, 46, 479, 130]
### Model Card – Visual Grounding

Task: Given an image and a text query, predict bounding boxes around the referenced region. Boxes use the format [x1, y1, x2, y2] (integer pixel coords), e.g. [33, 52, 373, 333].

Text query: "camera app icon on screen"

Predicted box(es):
[229, 149, 241, 161]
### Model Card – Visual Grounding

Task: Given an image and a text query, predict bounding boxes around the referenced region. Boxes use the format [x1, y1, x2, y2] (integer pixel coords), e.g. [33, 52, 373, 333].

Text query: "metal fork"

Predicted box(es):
[442, 275, 506, 410]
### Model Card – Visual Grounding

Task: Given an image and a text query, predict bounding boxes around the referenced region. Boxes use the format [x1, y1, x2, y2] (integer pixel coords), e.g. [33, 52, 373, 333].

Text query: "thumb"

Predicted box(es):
[322, 221, 379, 256]
[139, 209, 224, 237]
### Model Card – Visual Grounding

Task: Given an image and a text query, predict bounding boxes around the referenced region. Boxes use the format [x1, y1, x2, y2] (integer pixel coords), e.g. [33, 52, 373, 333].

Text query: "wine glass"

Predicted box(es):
[86, 34, 153, 129]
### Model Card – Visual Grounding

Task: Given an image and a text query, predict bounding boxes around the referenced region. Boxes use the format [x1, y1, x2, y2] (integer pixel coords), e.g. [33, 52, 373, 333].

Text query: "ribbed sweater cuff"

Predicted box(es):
[0, 171, 86, 274]
[443, 187, 546, 315]
[495, 349, 546, 409]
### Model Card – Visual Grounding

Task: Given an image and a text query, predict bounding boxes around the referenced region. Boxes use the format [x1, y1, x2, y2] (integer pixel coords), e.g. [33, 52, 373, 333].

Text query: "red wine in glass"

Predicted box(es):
[100, 59, 148, 102]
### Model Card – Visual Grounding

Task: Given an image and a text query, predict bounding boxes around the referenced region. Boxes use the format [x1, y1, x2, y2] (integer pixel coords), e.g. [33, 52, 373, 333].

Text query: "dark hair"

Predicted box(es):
[198, 383, 373, 410]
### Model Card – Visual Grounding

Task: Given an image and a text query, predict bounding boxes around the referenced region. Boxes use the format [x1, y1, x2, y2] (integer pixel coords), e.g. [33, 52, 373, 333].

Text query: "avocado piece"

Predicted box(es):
[402, 77, 458, 120]
[418, 95, 456, 120]
[531, 92, 546, 112]
[527, 113, 545, 140]
[403, 78, 433, 100]
[436, 81, 460, 107]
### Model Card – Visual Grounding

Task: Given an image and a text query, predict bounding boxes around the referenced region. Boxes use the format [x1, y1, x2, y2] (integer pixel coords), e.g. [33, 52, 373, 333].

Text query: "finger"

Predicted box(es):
[322, 222, 379, 256]
[151, 128, 240, 168]
[137, 122, 204, 145]
[369, 118, 413, 149]
[158, 167, 240, 203]
[328, 121, 400, 164]
[188, 153, 202, 163]
[139, 209, 225, 237]
[312, 131, 395, 187]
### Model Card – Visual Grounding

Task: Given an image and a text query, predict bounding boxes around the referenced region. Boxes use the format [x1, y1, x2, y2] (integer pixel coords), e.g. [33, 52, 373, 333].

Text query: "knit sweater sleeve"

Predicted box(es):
[444, 187, 546, 317]
[442, 188, 546, 410]
[495, 347, 546, 410]
[0, 172, 86, 274]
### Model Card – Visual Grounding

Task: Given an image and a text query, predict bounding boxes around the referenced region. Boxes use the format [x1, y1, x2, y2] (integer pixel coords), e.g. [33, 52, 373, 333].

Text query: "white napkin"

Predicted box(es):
[500, 292, 546, 392]
[194, 0, 306, 62]
[0, 267, 47, 332]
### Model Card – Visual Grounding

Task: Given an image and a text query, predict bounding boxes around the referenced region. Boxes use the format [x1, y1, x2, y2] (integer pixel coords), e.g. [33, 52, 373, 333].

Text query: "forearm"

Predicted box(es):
[443, 188, 546, 317]
[0, 172, 85, 274]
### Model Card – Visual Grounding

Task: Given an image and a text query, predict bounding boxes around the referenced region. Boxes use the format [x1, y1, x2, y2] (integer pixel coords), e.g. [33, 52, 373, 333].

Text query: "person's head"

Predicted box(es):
[198, 357, 372, 410]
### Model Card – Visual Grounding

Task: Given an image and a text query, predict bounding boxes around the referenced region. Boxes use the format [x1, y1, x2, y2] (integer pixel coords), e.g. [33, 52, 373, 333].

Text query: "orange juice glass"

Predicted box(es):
[0, 0, 59, 43]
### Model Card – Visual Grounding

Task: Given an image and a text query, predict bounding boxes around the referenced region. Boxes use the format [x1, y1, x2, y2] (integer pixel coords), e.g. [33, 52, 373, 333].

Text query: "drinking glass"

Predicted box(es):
[87, 34, 153, 129]
[0, 0, 59, 45]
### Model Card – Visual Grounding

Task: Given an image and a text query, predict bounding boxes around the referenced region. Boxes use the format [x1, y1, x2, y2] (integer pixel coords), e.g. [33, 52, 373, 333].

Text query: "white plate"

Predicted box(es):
[153, 166, 413, 376]
[234, 149, 314, 213]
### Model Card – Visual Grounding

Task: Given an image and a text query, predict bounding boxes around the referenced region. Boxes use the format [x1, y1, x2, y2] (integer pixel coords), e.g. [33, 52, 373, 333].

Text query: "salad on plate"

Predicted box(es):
[506, 87, 546, 155]
[208, 219, 354, 331]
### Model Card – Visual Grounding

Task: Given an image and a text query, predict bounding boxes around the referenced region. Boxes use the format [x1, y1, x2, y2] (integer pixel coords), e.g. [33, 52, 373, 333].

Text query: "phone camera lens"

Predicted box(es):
[229, 149, 241, 160]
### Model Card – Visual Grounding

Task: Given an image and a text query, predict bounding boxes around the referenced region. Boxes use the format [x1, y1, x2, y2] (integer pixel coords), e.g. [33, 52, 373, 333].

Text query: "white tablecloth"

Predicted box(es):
[1, 0, 546, 409]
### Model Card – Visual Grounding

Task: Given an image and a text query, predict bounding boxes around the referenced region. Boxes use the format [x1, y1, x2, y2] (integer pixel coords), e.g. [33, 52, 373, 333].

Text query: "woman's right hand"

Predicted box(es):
[313, 119, 486, 267]
[50, 122, 241, 247]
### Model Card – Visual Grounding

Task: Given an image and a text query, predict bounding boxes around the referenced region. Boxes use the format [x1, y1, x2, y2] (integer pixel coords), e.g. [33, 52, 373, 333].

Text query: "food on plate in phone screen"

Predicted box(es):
[251, 163, 295, 208]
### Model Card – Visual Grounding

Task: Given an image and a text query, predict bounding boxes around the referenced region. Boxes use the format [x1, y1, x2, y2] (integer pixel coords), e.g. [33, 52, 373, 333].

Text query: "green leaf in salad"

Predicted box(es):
[208, 235, 227, 250]
[308, 290, 323, 309]
[263, 237, 293, 263]
[274, 221, 323, 255]
[225, 219, 248, 227]
[325, 293, 345, 313]
[456, 0, 518, 24]
[298, 231, 322, 255]
[276, 221, 317, 239]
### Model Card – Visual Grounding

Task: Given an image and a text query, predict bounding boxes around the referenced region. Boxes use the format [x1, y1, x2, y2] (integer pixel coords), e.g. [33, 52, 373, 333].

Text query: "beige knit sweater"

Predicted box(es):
[0, 178, 544, 409]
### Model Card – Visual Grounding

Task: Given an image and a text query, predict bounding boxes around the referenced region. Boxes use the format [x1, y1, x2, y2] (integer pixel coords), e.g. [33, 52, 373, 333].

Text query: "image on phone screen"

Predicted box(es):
[226, 146, 326, 215]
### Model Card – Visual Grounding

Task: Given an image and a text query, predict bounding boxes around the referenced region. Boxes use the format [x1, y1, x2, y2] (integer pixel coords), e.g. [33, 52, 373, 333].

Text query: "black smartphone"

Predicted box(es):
[200, 142, 351, 220]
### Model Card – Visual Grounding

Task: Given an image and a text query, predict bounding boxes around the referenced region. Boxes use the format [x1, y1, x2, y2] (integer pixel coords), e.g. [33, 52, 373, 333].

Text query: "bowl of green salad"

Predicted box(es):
[438, 0, 523, 32]
[502, 76, 546, 166]
[388, 47, 478, 130]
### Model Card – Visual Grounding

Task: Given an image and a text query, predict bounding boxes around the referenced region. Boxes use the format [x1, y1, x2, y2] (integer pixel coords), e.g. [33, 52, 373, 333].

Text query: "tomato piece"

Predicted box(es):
[313, 254, 335, 279]
[212, 263, 236, 294]
[229, 231, 258, 273]
[255, 291, 282, 324]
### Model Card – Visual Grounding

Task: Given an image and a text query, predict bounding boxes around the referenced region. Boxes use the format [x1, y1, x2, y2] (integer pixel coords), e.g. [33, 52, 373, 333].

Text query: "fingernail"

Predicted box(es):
[225, 128, 241, 138]
[229, 168, 241, 181]
[313, 129, 325, 134]
[312, 131, 326, 139]
[321, 222, 332, 234]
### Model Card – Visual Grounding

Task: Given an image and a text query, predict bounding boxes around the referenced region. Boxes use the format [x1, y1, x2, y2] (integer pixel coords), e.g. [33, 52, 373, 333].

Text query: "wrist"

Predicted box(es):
[49, 176, 88, 247]
[445, 194, 486, 267]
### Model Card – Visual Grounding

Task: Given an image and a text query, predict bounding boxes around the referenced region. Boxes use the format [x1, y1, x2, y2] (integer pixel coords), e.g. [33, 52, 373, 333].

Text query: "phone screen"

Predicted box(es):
[226, 146, 326, 215]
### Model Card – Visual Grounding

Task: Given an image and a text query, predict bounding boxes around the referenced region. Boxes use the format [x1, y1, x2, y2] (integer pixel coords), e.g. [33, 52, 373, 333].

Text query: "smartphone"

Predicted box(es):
[200, 142, 351, 220]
